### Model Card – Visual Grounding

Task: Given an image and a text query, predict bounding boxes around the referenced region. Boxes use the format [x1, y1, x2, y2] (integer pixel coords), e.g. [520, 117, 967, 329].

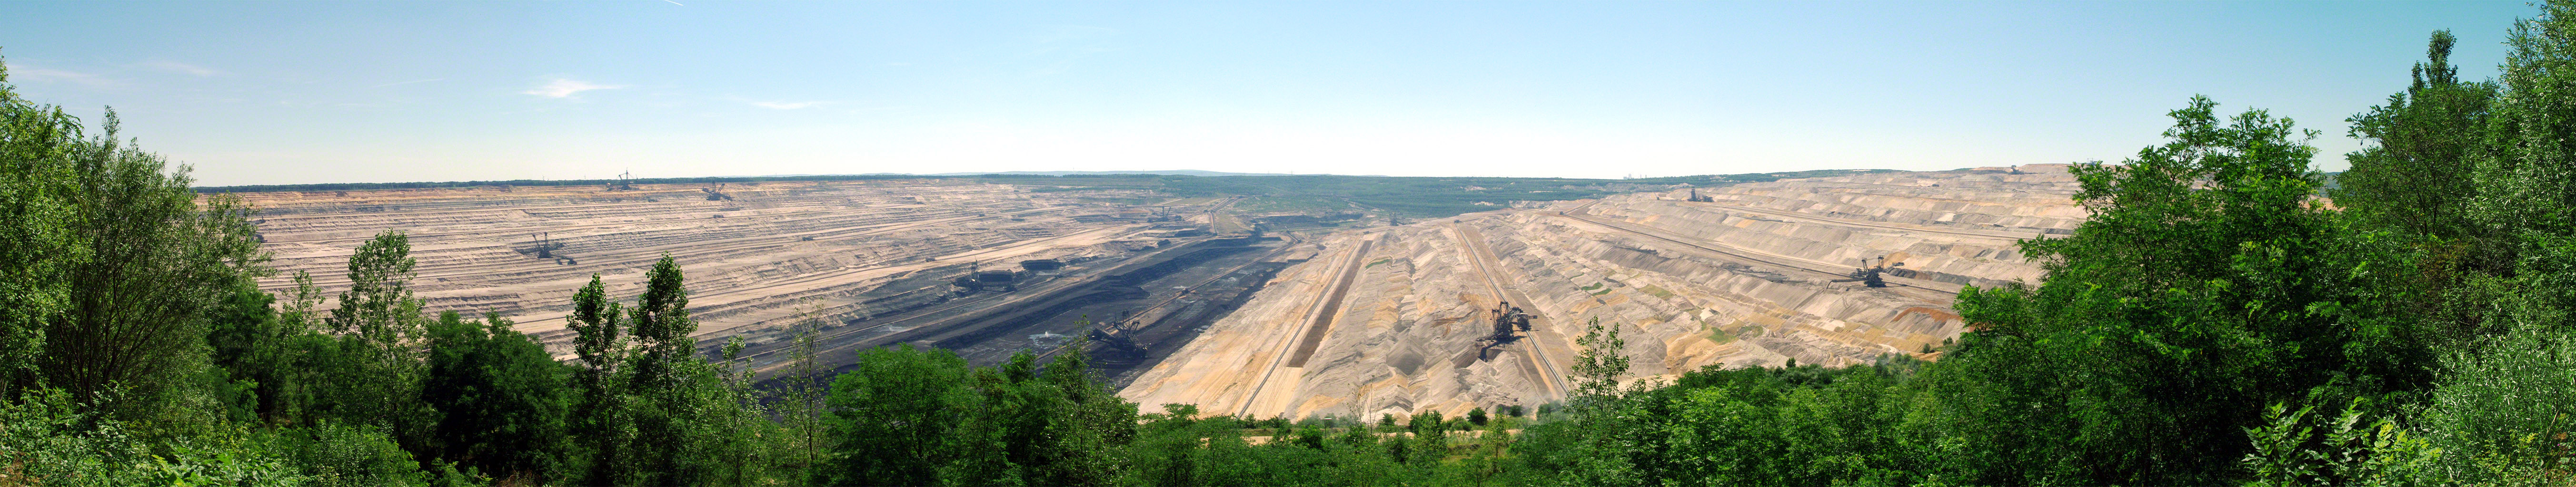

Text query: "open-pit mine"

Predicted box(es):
[236, 178, 1272, 381]
[234, 166, 2083, 419]
[1118, 165, 2085, 420]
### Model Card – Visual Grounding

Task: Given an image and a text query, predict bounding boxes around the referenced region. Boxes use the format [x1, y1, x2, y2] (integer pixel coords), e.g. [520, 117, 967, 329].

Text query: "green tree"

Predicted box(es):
[422, 311, 571, 482]
[817, 344, 976, 486]
[1941, 96, 2379, 485]
[777, 300, 830, 481]
[320, 231, 433, 448]
[1018, 344, 1139, 485]
[705, 335, 776, 486]
[1563, 317, 1644, 486]
[622, 254, 705, 486]
[25, 104, 269, 421]
[564, 273, 630, 484]
[2337, 29, 2499, 242]
[0, 53, 84, 398]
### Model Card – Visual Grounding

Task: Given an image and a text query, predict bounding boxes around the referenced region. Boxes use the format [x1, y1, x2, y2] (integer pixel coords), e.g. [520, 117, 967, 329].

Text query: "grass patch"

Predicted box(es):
[1710, 325, 1738, 344]
[1639, 285, 1677, 299]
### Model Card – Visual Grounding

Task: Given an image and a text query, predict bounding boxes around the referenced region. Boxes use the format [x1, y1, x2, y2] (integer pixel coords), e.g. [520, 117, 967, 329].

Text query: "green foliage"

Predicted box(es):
[422, 312, 570, 482]
[775, 301, 831, 481]
[1561, 317, 1649, 486]
[815, 344, 978, 484]
[551, 260, 790, 486]
[2416, 321, 2576, 485]
[1938, 95, 2379, 485]
[284, 421, 432, 487]
[0, 56, 85, 398]
[318, 232, 432, 450]
[34, 106, 270, 421]
[565, 273, 632, 485]
[815, 344, 1139, 486]
[25, 9, 2576, 486]
[2337, 30, 2498, 241]
[2241, 399, 2441, 487]
[622, 255, 704, 486]
[0, 388, 310, 486]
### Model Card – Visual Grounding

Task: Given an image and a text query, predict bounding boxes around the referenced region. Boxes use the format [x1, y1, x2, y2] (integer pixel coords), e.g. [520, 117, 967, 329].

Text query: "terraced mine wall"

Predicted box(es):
[1090, 262, 1288, 389]
[1122, 166, 2089, 420]
[226, 179, 1203, 365]
[897, 241, 1265, 351]
[735, 236, 1292, 390]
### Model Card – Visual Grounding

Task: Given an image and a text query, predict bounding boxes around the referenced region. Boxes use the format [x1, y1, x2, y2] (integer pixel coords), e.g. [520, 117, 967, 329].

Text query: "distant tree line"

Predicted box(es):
[13, 3, 2576, 485]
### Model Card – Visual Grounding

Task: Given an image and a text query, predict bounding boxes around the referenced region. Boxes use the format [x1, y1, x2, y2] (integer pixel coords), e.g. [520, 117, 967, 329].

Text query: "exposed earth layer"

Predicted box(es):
[1118, 166, 2085, 419]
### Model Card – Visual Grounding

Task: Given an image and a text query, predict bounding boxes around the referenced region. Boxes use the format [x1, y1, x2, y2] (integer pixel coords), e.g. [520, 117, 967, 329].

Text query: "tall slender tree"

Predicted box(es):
[2340, 30, 2498, 241]
[566, 273, 631, 486]
[781, 300, 829, 481]
[321, 231, 431, 446]
[623, 254, 704, 485]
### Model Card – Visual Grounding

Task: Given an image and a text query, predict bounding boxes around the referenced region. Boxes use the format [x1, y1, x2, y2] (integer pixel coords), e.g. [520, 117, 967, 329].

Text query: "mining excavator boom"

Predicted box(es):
[1830, 256, 1904, 287]
[1088, 320, 1146, 358]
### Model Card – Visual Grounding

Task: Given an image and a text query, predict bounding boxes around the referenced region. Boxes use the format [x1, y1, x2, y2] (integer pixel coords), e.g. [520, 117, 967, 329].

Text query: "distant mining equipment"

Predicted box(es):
[952, 263, 1022, 294]
[1832, 255, 1903, 288]
[1686, 188, 1715, 203]
[1087, 319, 1147, 359]
[1020, 259, 1064, 273]
[526, 232, 574, 264]
[605, 170, 636, 191]
[1475, 301, 1533, 360]
[703, 183, 735, 201]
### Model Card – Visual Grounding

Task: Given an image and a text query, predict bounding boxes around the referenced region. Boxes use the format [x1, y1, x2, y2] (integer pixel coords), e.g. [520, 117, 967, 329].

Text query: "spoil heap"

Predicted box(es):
[1121, 166, 2085, 419]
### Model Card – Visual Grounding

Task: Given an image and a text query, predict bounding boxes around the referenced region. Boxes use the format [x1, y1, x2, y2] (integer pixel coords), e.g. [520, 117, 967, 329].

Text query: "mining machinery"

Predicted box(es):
[1832, 256, 1903, 288]
[1473, 301, 1533, 361]
[703, 183, 735, 201]
[952, 263, 1022, 294]
[1087, 319, 1147, 358]
[606, 170, 635, 191]
[1481, 301, 1532, 344]
[531, 232, 555, 259]
[1685, 188, 1715, 202]
[527, 232, 575, 264]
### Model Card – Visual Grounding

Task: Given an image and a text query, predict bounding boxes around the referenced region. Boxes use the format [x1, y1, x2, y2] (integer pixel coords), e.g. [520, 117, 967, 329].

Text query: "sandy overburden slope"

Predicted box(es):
[1121, 166, 2086, 419]
[233, 179, 1190, 349]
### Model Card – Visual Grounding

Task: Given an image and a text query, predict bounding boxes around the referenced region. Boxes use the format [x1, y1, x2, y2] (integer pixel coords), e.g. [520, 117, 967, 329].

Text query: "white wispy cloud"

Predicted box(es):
[751, 100, 827, 110]
[369, 78, 445, 88]
[522, 78, 623, 98]
[136, 60, 219, 77]
[14, 66, 121, 88]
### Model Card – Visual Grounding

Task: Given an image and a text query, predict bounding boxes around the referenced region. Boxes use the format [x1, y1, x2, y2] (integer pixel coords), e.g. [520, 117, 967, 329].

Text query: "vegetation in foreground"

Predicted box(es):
[15, 2, 2576, 485]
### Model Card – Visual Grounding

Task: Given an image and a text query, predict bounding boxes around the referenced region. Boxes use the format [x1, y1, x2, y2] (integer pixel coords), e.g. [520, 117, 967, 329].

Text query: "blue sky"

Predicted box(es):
[0, 1, 2541, 186]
